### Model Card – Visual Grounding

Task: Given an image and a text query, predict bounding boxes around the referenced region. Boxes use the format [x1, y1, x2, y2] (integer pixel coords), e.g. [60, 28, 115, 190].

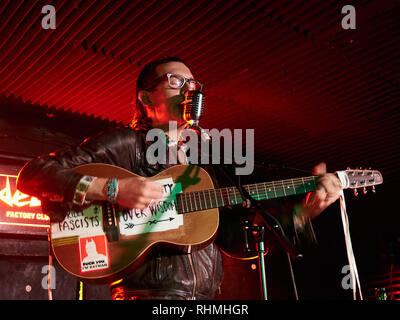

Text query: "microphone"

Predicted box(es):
[181, 90, 210, 141]
[182, 90, 204, 126]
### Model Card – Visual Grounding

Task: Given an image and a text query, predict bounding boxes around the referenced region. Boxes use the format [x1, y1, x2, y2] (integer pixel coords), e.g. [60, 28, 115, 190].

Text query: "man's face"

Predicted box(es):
[140, 61, 196, 129]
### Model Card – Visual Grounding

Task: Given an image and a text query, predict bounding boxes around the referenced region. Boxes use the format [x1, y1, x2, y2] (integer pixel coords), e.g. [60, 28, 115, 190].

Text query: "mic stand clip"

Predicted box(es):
[185, 120, 210, 141]
[242, 220, 269, 300]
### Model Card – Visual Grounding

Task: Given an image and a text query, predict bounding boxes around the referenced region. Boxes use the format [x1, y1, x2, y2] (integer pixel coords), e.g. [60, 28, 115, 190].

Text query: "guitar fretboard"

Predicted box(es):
[175, 176, 318, 214]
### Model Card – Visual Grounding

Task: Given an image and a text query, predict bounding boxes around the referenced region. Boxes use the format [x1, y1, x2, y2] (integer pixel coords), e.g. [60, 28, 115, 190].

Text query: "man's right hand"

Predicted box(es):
[87, 176, 164, 209]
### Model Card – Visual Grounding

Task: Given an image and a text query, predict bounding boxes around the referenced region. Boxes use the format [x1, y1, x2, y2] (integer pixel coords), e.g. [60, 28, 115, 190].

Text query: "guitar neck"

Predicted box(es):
[176, 176, 318, 214]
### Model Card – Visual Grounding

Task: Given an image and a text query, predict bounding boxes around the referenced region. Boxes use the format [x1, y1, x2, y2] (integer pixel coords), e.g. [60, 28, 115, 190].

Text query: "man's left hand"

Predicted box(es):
[302, 162, 342, 219]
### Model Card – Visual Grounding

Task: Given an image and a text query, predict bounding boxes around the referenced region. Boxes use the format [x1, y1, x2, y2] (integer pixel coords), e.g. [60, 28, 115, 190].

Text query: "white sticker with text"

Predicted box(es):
[118, 178, 183, 236]
[51, 205, 104, 239]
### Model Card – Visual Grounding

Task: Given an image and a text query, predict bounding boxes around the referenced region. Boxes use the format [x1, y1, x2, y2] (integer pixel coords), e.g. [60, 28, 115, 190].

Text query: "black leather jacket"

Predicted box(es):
[17, 125, 224, 300]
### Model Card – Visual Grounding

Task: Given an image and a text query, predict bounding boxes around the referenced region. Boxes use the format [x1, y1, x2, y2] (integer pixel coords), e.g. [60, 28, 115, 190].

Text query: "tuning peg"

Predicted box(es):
[354, 189, 358, 197]
[363, 187, 367, 195]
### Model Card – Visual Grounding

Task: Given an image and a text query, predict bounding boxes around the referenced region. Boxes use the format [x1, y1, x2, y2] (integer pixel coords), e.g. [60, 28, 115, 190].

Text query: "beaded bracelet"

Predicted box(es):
[104, 178, 119, 203]
[73, 176, 96, 206]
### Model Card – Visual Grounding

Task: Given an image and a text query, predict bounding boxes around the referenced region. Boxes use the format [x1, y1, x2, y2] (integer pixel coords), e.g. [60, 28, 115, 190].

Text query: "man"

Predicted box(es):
[17, 57, 342, 299]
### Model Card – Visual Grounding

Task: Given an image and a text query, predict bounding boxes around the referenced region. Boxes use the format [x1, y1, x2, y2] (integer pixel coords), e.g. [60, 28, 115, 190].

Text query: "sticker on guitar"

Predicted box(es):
[51, 205, 104, 239]
[78, 234, 110, 273]
[118, 178, 183, 236]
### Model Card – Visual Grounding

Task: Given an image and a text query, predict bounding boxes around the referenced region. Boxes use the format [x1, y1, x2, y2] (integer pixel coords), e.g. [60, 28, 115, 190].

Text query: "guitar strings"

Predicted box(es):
[176, 176, 318, 213]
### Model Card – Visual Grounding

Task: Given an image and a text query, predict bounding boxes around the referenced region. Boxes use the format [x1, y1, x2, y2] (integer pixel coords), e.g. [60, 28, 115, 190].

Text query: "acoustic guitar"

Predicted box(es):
[50, 163, 382, 283]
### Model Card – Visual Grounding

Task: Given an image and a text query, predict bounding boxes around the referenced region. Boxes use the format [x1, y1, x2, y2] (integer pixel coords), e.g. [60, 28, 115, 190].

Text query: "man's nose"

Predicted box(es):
[183, 81, 197, 92]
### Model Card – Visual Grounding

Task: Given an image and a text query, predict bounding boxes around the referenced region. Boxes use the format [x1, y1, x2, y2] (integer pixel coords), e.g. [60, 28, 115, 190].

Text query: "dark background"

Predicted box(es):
[0, 0, 398, 300]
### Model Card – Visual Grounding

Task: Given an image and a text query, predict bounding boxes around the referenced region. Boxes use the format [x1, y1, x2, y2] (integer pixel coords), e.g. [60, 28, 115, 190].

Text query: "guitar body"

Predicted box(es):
[51, 164, 219, 284]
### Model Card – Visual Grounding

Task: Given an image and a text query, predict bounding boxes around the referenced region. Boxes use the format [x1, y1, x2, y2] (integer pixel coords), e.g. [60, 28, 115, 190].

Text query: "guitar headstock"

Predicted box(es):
[339, 168, 383, 195]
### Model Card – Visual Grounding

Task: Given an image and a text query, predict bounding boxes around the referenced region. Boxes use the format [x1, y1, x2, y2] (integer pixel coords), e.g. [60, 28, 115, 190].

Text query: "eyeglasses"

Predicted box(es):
[145, 73, 203, 91]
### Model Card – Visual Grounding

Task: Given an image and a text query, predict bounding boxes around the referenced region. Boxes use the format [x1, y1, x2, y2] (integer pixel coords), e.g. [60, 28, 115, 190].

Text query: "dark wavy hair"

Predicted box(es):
[130, 56, 186, 131]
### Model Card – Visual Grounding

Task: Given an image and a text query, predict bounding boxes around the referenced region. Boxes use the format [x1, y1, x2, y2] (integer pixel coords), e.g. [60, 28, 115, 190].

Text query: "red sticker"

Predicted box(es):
[78, 235, 110, 273]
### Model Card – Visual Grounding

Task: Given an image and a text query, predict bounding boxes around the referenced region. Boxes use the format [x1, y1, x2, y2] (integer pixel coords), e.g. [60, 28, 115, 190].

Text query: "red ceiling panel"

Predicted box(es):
[0, 0, 398, 187]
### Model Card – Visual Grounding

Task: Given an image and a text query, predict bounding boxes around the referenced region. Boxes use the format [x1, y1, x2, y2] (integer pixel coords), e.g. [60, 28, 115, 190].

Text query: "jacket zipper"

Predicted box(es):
[187, 245, 197, 300]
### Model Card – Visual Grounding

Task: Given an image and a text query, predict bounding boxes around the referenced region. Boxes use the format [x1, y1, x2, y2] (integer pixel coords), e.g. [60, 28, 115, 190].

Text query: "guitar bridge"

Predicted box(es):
[102, 202, 119, 242]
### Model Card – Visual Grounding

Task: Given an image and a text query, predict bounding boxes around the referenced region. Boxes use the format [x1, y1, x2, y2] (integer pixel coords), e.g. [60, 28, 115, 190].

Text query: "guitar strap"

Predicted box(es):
[336, 171, 363, 300]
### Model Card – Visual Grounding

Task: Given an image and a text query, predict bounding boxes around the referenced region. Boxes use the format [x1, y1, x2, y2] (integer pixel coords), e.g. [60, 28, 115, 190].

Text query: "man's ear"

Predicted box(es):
[138, 90, 154, 107]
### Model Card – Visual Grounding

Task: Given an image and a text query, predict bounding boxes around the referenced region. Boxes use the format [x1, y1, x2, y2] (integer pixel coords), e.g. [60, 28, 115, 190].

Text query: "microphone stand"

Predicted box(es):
[187, 119, 302, 299]
[219, 164, 302, 300]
